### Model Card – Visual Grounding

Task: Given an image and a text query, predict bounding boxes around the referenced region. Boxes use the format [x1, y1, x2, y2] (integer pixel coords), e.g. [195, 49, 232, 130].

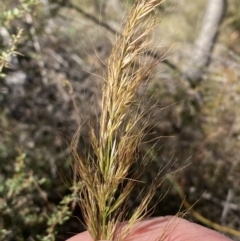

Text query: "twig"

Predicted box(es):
[168, 175, 240, 238]
[24, 12, 48, 85]
[221, 189, 233, 223]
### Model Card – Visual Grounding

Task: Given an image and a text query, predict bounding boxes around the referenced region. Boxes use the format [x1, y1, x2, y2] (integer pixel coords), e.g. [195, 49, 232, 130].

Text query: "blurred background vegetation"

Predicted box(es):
[0, 0, 240, 240]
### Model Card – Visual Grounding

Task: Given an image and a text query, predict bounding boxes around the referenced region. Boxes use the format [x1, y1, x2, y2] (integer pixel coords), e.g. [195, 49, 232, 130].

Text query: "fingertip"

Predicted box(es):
[66, 231, 93, 241]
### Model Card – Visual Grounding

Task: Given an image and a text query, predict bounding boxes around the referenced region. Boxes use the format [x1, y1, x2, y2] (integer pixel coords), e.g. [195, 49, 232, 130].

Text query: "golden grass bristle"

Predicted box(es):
[72, 0, 165, 240]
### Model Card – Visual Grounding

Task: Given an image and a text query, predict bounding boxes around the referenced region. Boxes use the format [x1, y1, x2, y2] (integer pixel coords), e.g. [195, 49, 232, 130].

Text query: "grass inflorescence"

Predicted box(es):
[71, 0, 167, 240]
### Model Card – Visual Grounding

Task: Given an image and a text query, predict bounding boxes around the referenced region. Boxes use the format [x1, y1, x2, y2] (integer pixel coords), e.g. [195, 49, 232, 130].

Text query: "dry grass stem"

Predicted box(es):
[72, 1, 167, 240]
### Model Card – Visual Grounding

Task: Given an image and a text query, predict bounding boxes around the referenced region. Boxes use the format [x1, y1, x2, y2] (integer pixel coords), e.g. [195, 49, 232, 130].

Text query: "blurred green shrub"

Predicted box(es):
[0, 1, 76, 240]
[0, 151, 46, 240]
[0, 150, 75, 241]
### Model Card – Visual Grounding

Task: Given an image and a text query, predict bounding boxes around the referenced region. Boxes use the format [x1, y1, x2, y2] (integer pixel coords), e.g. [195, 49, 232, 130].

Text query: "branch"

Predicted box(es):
[168, 175, 240, 238]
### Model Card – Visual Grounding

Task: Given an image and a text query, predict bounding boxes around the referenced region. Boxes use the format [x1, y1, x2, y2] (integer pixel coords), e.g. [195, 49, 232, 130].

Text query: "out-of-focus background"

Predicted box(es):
[1, 0, 240, 240]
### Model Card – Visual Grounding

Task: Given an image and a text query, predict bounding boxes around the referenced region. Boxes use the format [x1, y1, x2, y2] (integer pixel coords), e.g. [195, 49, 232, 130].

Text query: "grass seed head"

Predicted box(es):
[72, 1, 164, 240]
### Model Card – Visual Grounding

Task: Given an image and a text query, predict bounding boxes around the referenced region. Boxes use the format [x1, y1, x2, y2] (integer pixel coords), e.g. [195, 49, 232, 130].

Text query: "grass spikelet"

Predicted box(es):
[72, 0, 164, 240]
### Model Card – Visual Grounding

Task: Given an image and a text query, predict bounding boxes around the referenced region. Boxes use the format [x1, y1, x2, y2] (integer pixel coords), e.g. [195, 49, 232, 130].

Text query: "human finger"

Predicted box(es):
[66, 216, 232, 241]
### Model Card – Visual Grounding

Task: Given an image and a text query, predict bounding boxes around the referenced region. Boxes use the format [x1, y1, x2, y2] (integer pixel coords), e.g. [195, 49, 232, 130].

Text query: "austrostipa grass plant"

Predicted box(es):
[71, 0, 173, 240]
